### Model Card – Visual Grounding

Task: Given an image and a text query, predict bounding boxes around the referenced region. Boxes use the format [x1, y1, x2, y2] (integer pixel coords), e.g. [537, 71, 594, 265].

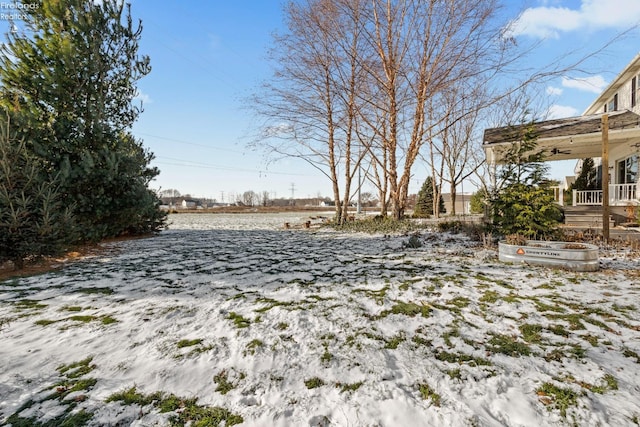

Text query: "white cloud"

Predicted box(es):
[133, 89, 152, 104]
[546, 86, 563, 96]
[547, 104, 580, 119]
[507, 0, 640, 38]
[561, 75, 608, 93]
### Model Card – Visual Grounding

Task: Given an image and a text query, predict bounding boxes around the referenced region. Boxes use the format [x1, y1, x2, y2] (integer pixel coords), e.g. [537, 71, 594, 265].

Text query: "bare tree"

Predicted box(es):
[357, 0, 507, 219]
[242, 190, 257, 206]
[250, 0, 625, 222]
[432, 83, 487, 215]
[261, 190, 271, 207]
[250, 0, 370, 224]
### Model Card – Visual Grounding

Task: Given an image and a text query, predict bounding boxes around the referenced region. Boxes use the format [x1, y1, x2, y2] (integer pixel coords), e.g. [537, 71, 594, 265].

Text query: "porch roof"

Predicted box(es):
[483, 110, 640, 164]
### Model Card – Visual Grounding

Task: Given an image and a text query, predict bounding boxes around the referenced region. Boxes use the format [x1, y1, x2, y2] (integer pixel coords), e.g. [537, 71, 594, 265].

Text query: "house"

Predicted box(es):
[483, 53, 640, 223]
[441, 193, 473, 215]
[180, 199, 198, 209]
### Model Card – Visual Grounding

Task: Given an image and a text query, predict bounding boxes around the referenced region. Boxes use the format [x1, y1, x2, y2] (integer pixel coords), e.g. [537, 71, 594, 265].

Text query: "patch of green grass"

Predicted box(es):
[254, 298, 297, 313]
[545, 313, 585, 330]
[536, 382, 579, 418]
[336, 381, 363, 393]
[69, 315, 96, 323]
[275, 322, 289, 330]
[353, 285, 389, 305]
[447, 368, 462, 380]
[519, 324, 544, 344]
[13, 299, 47, 311]
[245, 339, 264, 355]
[412, 335, 431, 347]
[434, 351, 492, 367]
[7, 356, 99, 426]
[623, 348, 640, 363]
[57, 377, 98, 394]
[448, 297, 470, 309]
[177, 338, 203, 349]
[534, 300, 566, 313]
[304, 377, 325, 389]
[475, 276, 515, 290]
[480, 290, 500, 304]
[582, 334, 599, 347]
[536, 280, 565, 290]
[378, 301, 431, 319]
[442, 328, 460, 348]
[100, 315, 118, 325]
[590, 374, 618, 394]
[320, 344, 332, 364]
[57, 357, 95, 378]
[399, 278, 421, 291]
[227, 312, 251, 328]
[546, 312, 611, 332]
[213, 370, 241, 395]
[106, 386, 159, 405]
[544, 344, 586, 362]
[612, 303, 636, 314]
[107, 386, 243, 426]
[34, 314, 117, 327]
[501, 293, 521, 304]
[546, 324, 570, 337]
[384, 333, 405, 349]
[60, 305, 84, 312]
[8, 408, 94, 427]
[488, 334, 531, 357]
[418, 383, 441, 406]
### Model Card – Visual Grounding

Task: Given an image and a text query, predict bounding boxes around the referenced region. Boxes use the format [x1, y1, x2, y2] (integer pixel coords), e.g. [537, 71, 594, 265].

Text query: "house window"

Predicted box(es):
[617, 155, 638, 184]
[608, 93, 618, 112]
[633, 77, 637, 108]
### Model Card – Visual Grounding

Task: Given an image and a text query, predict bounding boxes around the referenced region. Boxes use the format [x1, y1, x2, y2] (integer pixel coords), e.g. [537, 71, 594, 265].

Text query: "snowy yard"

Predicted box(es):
[1, 213, 639, 426]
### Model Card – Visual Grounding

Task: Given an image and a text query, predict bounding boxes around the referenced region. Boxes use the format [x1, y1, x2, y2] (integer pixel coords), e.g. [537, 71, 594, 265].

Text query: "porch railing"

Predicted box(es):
[572, 184, 638, 206]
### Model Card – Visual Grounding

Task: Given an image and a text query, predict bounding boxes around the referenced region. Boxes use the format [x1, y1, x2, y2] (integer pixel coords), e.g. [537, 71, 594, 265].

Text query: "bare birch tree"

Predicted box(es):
[249, 0, 371, 224]
[357, 0, 506, 219]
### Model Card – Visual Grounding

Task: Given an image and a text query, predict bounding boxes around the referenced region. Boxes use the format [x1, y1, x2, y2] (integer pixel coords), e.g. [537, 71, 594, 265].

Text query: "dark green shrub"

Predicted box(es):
[0, 131, 75, 269]
[414, 176, 445, 218]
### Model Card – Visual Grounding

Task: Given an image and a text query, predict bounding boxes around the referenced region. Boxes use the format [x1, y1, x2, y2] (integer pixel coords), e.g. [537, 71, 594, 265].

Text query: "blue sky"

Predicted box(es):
[2, 0, 640, 201]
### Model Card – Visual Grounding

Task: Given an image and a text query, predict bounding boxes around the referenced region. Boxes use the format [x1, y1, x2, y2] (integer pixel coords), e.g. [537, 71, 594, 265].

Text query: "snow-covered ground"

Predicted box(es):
[1, 213, 639, 426]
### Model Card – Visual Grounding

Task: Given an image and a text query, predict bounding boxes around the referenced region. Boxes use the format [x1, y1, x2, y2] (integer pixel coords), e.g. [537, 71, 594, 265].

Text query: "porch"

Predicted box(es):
[572, 183, 638, 206]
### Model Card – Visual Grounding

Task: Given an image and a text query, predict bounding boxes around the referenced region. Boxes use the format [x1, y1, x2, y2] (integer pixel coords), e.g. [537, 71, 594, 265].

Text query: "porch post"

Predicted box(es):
[602, 114, 610, 243]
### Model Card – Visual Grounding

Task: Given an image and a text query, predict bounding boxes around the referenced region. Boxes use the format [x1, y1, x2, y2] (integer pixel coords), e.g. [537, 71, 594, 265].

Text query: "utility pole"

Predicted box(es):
[290, 183, 296, 206]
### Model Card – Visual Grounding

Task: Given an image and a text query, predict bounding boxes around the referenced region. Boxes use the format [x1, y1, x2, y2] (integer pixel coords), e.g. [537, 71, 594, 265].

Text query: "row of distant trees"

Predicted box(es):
[0, 0, 165, 269]
[159, 189, 379, 208]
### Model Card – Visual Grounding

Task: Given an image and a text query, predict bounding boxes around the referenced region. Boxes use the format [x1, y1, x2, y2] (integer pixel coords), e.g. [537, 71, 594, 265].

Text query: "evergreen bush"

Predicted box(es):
[414, 177, 445, 218]
[0, 125, 75, 268]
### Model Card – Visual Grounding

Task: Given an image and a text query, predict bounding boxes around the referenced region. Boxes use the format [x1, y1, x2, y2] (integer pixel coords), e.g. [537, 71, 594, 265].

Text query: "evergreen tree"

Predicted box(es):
[0, 118, 75, 269]
[491, 122, 562, 239]
[470, 189, 489, 214]
[414, 177, 445, 218]
[0, 0, 165, 243]
[571, 158, 598, 191]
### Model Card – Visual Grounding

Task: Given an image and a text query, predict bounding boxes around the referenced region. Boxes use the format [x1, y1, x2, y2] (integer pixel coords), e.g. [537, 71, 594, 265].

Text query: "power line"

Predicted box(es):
[137, 132, 245, 154]
[154, 156, 314, 177]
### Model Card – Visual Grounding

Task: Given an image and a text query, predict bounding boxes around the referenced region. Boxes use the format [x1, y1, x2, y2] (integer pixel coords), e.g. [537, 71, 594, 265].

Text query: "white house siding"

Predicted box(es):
[577, 54, 640, 197]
